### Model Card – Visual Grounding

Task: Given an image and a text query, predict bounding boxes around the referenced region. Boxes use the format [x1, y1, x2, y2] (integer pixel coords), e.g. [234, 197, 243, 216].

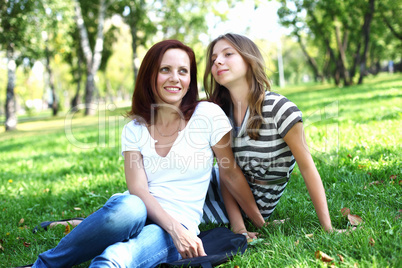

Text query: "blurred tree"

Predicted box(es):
[40, 0, 74, 115]
[74, 0, 108, 115]
[0, 0, 43, 130]
[110, 0, 156, 85]
[278, 0, 384, 86]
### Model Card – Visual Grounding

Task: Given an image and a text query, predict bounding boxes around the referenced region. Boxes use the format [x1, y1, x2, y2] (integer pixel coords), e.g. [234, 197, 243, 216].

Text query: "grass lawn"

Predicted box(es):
[1, 73, 401, 267]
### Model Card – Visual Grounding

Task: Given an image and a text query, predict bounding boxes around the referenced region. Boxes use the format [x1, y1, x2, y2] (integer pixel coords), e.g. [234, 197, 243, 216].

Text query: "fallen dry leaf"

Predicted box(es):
[390, 175, 397, 180]
[369, 237, 375, 246]
[358, 165, 366, 169]
[305, 233, 314, 238]
[19, 218, 24, 224]
[64, 224, 71, 235]
[0, 244, 4, 251]
[341, 207, 351, 216]
[234, 266, 240, 268]
[315, 250, 334, 262]
[348, 214, 363, 226]
[369, 180, 384, 186]
[337, 254, 344, 262]
[23, 241, 31, 247]
[347, 154, 352, 158]
[74, 207, 81, 211]
[295, 240, 299, 246]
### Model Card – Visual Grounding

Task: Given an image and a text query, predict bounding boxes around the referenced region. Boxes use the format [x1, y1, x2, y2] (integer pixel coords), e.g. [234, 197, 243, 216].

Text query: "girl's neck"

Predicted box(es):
[226, 79, 250, 127]
[227, 79, 249, 113]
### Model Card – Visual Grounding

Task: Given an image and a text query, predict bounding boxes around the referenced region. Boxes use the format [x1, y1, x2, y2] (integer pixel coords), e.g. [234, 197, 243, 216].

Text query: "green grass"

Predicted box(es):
[1, 73, 401, 267]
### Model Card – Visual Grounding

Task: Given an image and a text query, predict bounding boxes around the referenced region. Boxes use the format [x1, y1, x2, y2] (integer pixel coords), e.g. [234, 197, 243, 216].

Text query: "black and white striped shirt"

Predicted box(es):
[202, 92, 304, 222]
[232, 91, 303, 181]
[231, 92, 303, 218]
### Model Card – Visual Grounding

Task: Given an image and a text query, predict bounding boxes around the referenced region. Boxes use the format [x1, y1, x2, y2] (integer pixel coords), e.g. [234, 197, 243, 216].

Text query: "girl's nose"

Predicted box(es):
[214, 55, 224, 65]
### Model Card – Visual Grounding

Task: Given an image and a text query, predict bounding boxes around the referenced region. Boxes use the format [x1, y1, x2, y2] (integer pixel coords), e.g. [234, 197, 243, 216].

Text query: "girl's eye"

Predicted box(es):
[225, 52, 233, 57]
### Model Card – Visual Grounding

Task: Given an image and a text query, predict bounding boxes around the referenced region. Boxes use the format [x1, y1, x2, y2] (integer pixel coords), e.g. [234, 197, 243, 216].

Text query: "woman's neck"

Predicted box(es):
[155, 107, 180, 126]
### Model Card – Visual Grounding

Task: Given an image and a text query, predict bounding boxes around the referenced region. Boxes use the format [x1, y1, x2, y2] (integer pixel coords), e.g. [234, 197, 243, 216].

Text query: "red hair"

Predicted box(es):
[126, 40, 199, 123]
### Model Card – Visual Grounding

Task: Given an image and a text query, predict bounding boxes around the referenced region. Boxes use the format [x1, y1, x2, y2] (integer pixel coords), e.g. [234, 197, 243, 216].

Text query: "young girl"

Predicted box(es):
[24, 39, 264, 268]
[202, 33, 336, 237]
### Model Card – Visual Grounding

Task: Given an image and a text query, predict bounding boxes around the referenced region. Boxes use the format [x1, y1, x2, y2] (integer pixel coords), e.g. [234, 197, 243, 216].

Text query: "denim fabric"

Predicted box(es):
[32, 194, 180, 268]
[90, 223, 180, 267]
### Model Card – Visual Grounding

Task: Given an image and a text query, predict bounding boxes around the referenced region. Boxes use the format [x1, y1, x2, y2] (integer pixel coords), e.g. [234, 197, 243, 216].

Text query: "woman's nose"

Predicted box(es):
[169, 71, 179, 82]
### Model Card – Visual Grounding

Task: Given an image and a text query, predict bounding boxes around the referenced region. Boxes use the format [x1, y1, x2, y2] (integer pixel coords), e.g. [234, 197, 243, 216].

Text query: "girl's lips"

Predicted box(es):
[217, 69, 228, 76]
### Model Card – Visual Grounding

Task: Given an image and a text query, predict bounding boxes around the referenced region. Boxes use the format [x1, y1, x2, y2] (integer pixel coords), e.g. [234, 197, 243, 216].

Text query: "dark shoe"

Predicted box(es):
[32, 217, 85, 233]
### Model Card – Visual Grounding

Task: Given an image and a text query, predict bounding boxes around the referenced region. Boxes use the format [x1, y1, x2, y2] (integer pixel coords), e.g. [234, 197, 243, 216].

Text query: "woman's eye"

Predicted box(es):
[226, 52, 233, 57]
[160, 67, 169, 72]
[179, 68, 189, 74]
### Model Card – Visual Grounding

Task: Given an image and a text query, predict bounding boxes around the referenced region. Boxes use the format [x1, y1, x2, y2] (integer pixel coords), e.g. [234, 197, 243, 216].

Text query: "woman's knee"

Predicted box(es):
[103, 195, 147, 228]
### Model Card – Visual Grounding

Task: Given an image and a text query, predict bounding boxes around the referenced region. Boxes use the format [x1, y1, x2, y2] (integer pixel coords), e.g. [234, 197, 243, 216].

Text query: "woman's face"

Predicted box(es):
[156, 48, 191, 107]
[210, 39, 248, 89]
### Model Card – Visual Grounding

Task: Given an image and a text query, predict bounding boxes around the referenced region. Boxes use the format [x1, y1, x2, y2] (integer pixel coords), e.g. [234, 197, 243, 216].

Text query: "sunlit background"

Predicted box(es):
[0, 0, 400, 131]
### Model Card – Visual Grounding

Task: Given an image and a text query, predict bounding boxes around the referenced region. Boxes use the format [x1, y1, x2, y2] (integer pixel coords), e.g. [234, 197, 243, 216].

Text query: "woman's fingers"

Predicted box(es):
[176, 233, 206, 259]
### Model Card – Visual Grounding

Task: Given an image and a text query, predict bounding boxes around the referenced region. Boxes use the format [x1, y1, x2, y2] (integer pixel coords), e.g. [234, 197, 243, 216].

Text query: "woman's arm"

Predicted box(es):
[211, 132, 265, 229]
[283, 122, 333, 232]
[124, 151, 206, 258]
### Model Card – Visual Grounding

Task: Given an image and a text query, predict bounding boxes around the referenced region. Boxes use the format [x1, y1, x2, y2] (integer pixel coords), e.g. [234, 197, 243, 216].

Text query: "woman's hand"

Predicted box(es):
[170, 224, 206, 259]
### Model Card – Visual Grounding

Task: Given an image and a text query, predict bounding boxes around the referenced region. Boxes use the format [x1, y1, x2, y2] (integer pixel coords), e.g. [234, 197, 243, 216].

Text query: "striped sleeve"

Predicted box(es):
[271, 95, 302, 138]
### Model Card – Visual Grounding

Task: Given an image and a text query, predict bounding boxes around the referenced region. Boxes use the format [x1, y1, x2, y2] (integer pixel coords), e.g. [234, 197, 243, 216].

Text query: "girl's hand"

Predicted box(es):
[170, 224, 206, 259]
[234, 228, 259, 241]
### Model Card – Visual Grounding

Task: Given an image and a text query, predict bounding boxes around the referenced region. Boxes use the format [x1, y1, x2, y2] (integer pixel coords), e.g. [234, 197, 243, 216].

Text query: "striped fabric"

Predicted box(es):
[202, 92, 302, 223]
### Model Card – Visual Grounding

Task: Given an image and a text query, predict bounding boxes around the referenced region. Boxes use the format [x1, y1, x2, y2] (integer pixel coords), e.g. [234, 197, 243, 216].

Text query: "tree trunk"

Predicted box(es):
[350, 41, 362, 79]
[130, 22, 139, 84]
[358, 0, 376, 85]
[74, 0, 107, 115]
[5, 46, 17, 131]
[44, 40, 58, 116]
[296, 32, 323, 82]
[309, 12, 338, 84]
[334, 17, 351, 86]
[71, 55, 83, 112]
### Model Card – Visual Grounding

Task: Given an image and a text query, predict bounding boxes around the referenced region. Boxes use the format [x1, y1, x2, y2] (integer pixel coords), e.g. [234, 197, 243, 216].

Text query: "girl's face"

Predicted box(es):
[156, 48, 191, 107]
[211, 39, 248, 89]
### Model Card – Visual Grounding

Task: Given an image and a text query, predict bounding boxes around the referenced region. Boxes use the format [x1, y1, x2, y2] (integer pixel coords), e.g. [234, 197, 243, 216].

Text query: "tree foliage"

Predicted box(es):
[277, 0, 401, 86]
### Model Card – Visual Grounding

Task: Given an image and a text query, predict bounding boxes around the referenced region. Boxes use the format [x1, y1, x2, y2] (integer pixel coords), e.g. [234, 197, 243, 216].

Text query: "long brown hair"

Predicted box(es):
[204, 33, 271, 139]
[126, 40, 199, 123]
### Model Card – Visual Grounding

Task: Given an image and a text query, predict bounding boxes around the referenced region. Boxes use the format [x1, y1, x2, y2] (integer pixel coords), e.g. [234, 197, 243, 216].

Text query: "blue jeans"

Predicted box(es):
[32, 194, 181, 268]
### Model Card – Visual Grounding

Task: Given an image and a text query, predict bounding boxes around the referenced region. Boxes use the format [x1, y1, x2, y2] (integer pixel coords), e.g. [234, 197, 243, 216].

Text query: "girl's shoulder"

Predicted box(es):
[264, 91, 298, 107]
[195, 101, 225, 116]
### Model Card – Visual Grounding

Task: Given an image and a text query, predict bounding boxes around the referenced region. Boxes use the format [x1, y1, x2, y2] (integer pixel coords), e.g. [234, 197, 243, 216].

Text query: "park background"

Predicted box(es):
[0, 0, 401, 267]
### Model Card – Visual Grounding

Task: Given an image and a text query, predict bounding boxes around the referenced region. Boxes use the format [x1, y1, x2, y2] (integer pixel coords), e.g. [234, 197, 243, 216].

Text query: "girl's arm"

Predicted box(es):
[220, 181, 260, 239]
[124, 151, 206, 258]
[283, 122, 333, 232]
[211, 132, 265, 229]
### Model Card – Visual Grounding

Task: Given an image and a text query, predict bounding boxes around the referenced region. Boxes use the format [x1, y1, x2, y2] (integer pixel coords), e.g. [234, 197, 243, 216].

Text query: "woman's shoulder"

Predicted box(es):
[122, 119, 146, 134]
